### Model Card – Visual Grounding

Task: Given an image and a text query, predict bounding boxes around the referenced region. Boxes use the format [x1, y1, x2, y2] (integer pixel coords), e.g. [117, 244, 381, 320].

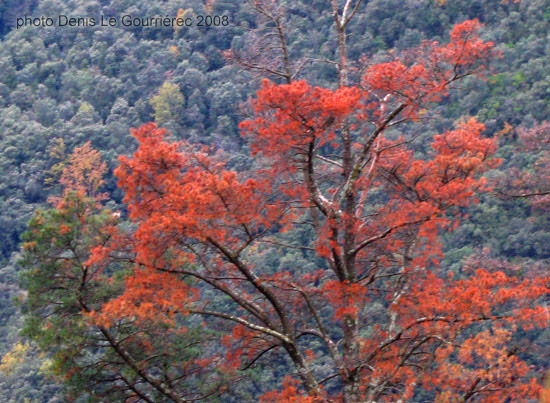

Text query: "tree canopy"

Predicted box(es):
[1, 0, 550, 401]
[18, 6, 550, 402]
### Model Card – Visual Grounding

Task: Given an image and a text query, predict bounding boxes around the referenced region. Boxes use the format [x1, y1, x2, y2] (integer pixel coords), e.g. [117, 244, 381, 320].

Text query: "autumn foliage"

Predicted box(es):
[47, 140, 108, 207]
[21, 17, 550, 403]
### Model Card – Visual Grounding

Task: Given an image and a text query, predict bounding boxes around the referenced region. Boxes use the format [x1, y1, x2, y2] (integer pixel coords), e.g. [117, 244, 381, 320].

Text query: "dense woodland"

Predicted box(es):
[1, 0, 550, 401]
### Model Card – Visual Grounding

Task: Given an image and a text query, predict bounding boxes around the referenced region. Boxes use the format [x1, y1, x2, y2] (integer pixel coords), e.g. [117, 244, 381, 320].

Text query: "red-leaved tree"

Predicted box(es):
[20, 4, 550, 401]
[78, 18, 550, 402]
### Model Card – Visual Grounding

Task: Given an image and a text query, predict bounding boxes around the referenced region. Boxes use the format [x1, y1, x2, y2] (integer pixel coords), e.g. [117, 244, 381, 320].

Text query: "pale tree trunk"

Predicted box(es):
[332, 1, 363, 402]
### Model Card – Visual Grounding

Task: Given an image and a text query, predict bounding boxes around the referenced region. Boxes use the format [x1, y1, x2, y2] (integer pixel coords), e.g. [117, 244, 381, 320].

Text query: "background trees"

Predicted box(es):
[18, 7, 550, 403]
[2, 0, 550, 401]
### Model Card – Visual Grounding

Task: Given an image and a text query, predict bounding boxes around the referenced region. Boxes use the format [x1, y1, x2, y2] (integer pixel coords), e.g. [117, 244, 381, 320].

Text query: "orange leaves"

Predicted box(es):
[260, 376, 321, 403]
[431, 118, 498, 170]
[440, 19, 496, 70]
[323, 280, 367, 320]
[58, 224, 71, 235]
[356, 265, 550, 401]
[385, 118, 499, 209]
[83, 245, 111, 269]
[236, 22, 499, 274]
[364, 60, 444, 110]
[240, 79, 362, 158]
[351, 118, 498, 273]
[397, 268, 550, 332]
[541, 372, 550, 403]
[24, 7, 550, 399]
[90, 267, 197, 327]
[363, 20, 496, 119]
[78, 18, 543, 401]
[115, 123, 183, 219]
[457, 328, 514, 366]
[115, 123, 282, 265]
[432, 327, 541, 401]
[221, 323, 269, 370]
[50, 141, 108, 206]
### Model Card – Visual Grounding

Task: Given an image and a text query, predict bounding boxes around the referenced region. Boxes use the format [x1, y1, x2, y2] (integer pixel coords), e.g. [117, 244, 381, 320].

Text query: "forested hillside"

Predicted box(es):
[1, 0, 550, 401]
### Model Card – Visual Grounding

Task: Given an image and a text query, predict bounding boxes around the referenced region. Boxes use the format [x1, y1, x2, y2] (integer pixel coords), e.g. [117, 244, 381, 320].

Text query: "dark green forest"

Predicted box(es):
[1, 0, 550, 401]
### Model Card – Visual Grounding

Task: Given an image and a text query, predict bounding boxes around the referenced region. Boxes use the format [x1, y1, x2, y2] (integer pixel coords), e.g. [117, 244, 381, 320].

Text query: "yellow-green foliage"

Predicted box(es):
[44, 138, 67, 187]
[0, 342, 30, 375]
[150, 82, 184, 126]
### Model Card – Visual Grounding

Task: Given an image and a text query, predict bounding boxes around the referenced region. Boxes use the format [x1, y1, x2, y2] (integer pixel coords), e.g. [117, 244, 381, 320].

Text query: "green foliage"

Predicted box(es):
[19, 194, 119, 346]
[19, 193, 234, 401]
[0, 0, 549, 400]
